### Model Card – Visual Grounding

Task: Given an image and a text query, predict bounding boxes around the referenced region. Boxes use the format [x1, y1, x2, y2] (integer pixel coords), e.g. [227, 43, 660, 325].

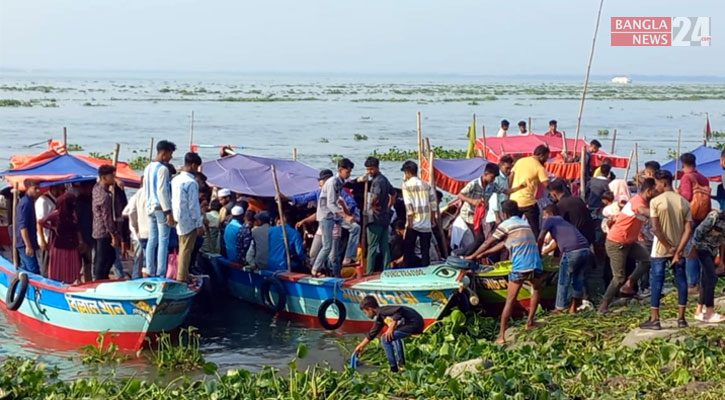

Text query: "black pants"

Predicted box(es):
[520, 204, 541, 238]
[404, 229, 431, 267]
[697, 249, 717, 308]
[93, 237, 116, 280]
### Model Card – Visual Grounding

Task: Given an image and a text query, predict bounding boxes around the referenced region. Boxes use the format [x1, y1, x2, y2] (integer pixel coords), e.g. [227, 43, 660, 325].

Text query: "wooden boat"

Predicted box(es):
[0, 255, 199, 350]
[211, 255, 467, 331]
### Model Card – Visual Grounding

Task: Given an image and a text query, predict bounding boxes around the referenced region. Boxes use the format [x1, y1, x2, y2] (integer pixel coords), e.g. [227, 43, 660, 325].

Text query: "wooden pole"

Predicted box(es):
[189, 111, 195, 152]
[704, 112, 709, 146]
[428, 148, 448, 258]
[111, 143, 120, 224]
[623, 149, 635, 182]
[528, 117, 532, 134]
[580, 147, 586, 200]
[634, 142, 639, 182]
[610, 128, 617, 154]
[12, 183, 18, 268]
[480, 125, 487, 159]
[416, 111, 423, 167]
[149, 138, 155, 162]
[361, 180, 369, 275]
[574, 0, 606, 145]
[62, 127, 67, 150]
[675, 129, 682, 188]
[271, 165, 292, 271]
[561, 130, 568, 161]
[293, 148, 298, 161]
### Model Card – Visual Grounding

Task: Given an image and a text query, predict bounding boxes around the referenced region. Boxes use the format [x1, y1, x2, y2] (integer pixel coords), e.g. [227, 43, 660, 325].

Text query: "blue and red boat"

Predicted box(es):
[0, 255, 198, 350]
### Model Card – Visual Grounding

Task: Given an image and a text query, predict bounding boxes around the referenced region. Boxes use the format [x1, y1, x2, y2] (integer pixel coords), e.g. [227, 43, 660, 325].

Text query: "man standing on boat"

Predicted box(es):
[401, 161, 436, 267]
[363, 157, 394, 273]
[143, 140, 176, 278]
[35, 183, 65, 277]
[497, 119, 510, 137]
[172, 152, 204, 282]
[312, 158, 354, 277]
[545, 120, 563, 137]
[509, 145, 550, 237]
[15, 179, 42, 274]
[92, 165, 121, 280]
[517, 121, 528, 135]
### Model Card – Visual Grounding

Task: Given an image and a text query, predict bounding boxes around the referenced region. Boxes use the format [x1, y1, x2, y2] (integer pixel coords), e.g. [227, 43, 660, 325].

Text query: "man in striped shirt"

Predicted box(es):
[401, 161, 437, 267]
[143, 140, 176, 278]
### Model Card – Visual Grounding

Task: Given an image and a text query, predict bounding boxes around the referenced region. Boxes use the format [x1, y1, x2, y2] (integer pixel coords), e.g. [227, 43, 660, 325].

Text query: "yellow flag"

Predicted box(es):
[466, 116, 477, 158]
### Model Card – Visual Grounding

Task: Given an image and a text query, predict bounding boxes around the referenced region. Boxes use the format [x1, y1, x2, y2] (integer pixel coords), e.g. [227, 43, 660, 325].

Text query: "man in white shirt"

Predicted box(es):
[35, 183, 65, 277]
[171, 152, 204, 282]
[496, 119, 510, 137]
[123, 181, 150, 279]
[143, 140, 176, 278]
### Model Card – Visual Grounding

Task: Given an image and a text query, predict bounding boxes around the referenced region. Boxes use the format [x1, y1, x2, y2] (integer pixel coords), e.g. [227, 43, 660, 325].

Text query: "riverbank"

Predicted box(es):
[3, 288, 725, 399]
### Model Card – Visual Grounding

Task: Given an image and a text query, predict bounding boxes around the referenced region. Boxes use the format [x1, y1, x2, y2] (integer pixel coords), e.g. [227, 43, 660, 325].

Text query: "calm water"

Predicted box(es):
[1, 71, 724, 378]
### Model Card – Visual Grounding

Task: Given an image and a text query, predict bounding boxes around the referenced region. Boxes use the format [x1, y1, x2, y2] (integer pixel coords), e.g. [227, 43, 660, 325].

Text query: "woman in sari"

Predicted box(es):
[41, 192, 81, 284]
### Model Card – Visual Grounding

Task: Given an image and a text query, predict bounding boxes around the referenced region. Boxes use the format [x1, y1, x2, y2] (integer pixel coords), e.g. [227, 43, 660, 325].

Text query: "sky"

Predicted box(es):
[0, 0, 721, 76]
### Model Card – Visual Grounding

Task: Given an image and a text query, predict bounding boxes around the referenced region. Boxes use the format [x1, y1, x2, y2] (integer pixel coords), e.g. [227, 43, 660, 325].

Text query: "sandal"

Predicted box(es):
[703, 313, 725, 324]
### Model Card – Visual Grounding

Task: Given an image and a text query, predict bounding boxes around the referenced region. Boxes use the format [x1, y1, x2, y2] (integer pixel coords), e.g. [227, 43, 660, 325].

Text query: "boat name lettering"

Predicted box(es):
[342, 290, 419, 305]
[383, 269, 425, 278]
[66, 296, 127, 315]
[480, 277, 508, 290]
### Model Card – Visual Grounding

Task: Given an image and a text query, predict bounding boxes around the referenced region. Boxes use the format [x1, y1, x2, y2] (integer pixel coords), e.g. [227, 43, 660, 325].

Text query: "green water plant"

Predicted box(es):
[353, 133, 368, 141]
[369, 146, 467, 162]
[79, 331, 128, 365]
[146, 326, 206, 371]
[66, 144, 84, 152]
[597, 129, 609, 136]
[127, 156, 149, 170]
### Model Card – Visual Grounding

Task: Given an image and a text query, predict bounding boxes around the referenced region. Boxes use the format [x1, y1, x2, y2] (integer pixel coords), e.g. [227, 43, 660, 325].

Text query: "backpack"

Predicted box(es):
[688, 174, 711, 221]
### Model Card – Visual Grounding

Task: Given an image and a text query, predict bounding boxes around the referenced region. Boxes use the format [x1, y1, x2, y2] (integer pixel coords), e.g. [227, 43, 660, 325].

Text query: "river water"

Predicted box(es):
[1, 71, 724, 379]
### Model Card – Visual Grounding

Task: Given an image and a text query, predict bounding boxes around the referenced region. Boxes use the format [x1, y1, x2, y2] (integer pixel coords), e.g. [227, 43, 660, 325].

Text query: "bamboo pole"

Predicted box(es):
[149, 138, 155, 162]
[561, 130, 568, 161]
[417, 111, 423, 167]
[12, 183, 18, 268]
[428, 147, 448, 258]
[480, 125, 487, 159]
[111, 143, 120, 226]
[675, 129, 682, 189]
[62, 127, 67, 150]
[189, 111, 195, 152]
[293, 148, 298, 161]
[574, 0, 606, 145]
[271, 165, 292, 272]
[623, 149, 635, 182]
[580, 147, 586, 200]
[610, 128, 617, 154]
[528, 117, 532, 134]
[704, 112, 709, 146]
[361, 179, 369, 275]
[634, 142, 639, 181]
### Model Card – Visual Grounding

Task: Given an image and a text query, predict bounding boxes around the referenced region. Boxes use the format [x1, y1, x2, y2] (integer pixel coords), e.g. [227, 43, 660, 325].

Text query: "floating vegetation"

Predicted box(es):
[710, 130, 725, 139]
[597, 129, 609, 136]
[329, 154, 343, 164]
[127, 156, 149, 170]
[467, 101, 479, 106]
[217, 96, 321, 102]
[82, 102, 107, 107]
[353, 133, 368, 141]
[667, 148, 679, 160]
[146, 327, 207, 372]
[89, 152, 113, 161]
[319, 138, 329, 144]
[369, 146, 467, 162]
[79, 332, 129, 365]
[66, 144, 84, 152]
[0, 99, 33, 107]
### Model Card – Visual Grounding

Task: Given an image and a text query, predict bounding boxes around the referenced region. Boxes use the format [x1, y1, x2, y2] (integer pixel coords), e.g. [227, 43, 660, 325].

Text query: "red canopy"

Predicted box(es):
[475, 134, 629, 168]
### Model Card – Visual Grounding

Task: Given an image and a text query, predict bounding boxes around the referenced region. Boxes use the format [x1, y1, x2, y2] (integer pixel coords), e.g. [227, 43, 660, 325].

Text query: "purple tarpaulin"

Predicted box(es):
[202, 154, 320, 197]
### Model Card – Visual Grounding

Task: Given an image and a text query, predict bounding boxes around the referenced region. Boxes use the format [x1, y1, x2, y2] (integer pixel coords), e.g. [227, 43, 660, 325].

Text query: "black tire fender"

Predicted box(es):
[6, 272, 29, 311]
[317, 298, 347, 330]
[260, 277, 286, 313]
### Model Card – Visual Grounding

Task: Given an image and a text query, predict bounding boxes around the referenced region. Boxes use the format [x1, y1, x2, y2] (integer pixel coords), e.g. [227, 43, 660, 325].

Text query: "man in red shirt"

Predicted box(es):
[678, 152, 710, 293]
[545, 120, 563, 137]
[598, 178, 658, 315]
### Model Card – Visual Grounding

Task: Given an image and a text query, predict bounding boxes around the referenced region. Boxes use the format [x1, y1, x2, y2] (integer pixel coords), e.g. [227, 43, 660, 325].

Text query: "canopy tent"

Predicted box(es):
[661, 145, 723, 182]
[202, 153, 320, 197]
[1, 153, 141, 190]
[420, 156, 583, 194]
[474, 134, 629, 168]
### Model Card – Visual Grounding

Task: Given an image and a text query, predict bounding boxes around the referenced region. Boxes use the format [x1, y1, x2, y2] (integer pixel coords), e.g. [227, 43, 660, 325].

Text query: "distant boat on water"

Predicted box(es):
[611, 76, 632, 84]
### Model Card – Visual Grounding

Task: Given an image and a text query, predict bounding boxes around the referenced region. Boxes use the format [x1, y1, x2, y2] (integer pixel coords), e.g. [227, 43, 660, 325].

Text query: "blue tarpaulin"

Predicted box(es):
[1, 154, 141, 188]
[202, 154, 320, 197]
[661, 145, 723, 181]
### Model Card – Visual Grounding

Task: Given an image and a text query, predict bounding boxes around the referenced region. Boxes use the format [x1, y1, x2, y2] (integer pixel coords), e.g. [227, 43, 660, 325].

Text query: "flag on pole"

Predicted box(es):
[466, 115, 477, 158]
[705, 113, 712, 142]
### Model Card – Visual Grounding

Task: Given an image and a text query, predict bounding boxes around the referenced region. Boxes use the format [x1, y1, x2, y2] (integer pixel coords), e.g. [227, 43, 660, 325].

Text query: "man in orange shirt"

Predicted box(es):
[545, 120, 563, 137]
[598, 178, 658, 315]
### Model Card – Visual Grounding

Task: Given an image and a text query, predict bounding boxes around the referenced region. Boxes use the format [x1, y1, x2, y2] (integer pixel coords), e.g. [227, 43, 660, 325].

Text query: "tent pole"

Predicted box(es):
[429, 147, 448, 258]
[623, 149, 635, 183]
[12, 183, 18, 268]
[610, 128, 617, 154]
[481, 125, 487, 159]
[189, 110, 195, 152]
[580, 147, 586, 200]
[417, 111, 423, 167]
[360, 179, 369, 276]
[111, 143, 121, 234]
[675, 129, 682, 189]
[62, 127, 67, 150]
[704, 112, 709, 146]
[149, 138, 155, 163]
[293, 148, 298, 161]
[561, 131, 568, 161]
[574, 0, 606, 145]
[634, 142, 639, 183]
[528, 117, 532, 134]
[271, 165, 292, 272]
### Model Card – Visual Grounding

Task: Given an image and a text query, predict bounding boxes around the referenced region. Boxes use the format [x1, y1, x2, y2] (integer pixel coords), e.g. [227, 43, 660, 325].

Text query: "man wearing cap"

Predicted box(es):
[223, 205, 252, 264]
[249, 211, 271, 269]
[217, 188, 234, 226]
[312, 158, 355, 277]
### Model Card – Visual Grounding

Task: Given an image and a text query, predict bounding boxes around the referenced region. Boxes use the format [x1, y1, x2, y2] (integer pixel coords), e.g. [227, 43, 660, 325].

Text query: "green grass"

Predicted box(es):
[146, 327, 207, 372]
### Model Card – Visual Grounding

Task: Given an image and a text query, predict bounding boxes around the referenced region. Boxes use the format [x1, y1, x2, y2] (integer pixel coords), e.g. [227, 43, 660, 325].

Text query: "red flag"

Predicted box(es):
[705, 113, 712, 141]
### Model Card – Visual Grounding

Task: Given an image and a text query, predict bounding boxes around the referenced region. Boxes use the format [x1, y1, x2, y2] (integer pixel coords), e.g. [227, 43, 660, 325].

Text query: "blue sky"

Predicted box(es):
[0, 0, 721, 76]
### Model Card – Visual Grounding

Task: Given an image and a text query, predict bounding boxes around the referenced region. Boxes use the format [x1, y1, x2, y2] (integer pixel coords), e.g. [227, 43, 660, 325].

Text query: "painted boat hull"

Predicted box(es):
[212, 256, 465, 331]
[0, 255, 198, 350]
[472, 263, 558, 316]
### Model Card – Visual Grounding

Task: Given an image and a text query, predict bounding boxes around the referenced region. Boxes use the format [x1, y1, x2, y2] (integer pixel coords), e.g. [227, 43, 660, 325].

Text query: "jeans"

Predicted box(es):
[603, 240, 651, 304]
[146, 210, 171, 277]
[366, 223, 390, 273]
[520, 204, 541, 238]
[313, 217, 340, 276]
[686, 257, 701, 287]
[696, 250, 718, 308]
[36, 248, 49, 278]
[18, 250, 40, 274]
[555, 248, 591, 310]
[93, 237, 116, 280]
[381, 330, 412, 369]
[650, 257, 688, 309]
[113, 247, 125, 278]
[132, 238, 147, 279]
[404, 229, 431, 267]
[340, 220, 361, 260]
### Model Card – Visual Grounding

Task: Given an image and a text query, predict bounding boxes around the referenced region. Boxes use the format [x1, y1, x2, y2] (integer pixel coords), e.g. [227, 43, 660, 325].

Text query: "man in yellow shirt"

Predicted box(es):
[509, 145, 550, 236]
